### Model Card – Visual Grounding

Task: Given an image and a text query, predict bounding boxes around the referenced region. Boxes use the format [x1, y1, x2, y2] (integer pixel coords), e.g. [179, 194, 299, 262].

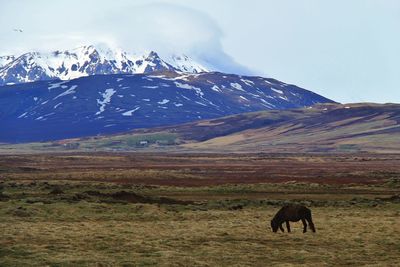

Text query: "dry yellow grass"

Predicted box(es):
[1, 203, 400, 266]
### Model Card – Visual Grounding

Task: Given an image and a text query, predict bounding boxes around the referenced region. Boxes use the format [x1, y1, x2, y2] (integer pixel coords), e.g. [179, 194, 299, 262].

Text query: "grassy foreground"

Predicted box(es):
[1, 181, 400, 266]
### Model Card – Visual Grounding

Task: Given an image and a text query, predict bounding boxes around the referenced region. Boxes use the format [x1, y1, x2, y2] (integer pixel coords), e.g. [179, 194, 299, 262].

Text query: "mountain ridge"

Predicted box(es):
[0, 45, 208, 86]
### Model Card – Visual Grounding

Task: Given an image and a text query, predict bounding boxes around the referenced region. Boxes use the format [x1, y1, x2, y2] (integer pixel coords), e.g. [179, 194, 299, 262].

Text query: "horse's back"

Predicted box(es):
[279, 205, 310, 221]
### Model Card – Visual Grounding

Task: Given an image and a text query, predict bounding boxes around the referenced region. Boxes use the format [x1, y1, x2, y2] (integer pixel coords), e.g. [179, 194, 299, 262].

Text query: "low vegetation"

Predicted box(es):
[1, 180, 400, 266]
[1, 153, 400, 266]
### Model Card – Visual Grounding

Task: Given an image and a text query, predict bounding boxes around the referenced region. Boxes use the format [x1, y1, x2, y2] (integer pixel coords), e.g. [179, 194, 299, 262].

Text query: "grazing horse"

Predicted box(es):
[270, 205, 316, 233]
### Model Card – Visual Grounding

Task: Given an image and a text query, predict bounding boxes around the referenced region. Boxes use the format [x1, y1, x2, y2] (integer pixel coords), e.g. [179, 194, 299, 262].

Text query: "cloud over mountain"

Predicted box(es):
[0, 1, 253, 75]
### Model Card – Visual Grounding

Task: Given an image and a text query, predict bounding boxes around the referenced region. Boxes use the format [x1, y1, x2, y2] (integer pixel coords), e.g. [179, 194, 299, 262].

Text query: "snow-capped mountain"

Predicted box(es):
[0, 45, 208, 86]
[0, 71, 334, 142]
[0, 55, 15, 68]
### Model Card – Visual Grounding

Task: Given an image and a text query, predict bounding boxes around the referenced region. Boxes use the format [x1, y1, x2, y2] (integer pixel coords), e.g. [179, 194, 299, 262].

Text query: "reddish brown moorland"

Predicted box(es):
[1, 153, 400, 186]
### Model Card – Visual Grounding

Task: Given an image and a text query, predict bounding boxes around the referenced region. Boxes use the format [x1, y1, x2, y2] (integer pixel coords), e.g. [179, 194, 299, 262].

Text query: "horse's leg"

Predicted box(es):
[286, 221, 291, 233]
[301, 218, 307, 233]
[279, 223, 285, 232]
[306, 212, 316, 233]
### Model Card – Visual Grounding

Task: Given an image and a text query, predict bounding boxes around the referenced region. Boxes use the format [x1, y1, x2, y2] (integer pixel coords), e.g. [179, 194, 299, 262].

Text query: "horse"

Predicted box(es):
[270, 205, 316, 233]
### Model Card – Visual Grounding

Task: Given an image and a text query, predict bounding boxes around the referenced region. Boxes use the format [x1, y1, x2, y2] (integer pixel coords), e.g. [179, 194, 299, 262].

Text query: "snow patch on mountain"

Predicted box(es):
[174, 82, 204, 97]
[164, 54, 208, 73]
[122, 107, 140, 116]
[211, 85, 221, 92]
[230, 83, 245, 91]
[158, 99, 170, 105]
[272, 88, 283, 94]
[54, 85, 78, 100]
[96, 88, 116, 115]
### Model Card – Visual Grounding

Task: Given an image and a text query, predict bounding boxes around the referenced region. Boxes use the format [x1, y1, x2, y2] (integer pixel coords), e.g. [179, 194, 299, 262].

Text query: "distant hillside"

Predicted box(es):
[170, 103, 400, 153]
[2, 103, 399, 154]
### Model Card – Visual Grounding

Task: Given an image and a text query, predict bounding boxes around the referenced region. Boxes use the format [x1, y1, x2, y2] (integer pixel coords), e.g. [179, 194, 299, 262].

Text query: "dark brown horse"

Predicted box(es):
[270, 205, 316, 233]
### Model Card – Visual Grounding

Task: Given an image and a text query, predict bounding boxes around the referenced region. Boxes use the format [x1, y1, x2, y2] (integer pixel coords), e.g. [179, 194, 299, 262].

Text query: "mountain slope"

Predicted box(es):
[0, 45, 208, 86]
[0, 71, 334, 142]
[169, 103, 400, 153]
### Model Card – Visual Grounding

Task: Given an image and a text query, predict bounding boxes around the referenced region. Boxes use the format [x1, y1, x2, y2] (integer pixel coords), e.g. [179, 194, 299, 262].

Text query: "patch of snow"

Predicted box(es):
[54, 102, 62, 109]
[158, 99, 170, 105]
[271, 88, 283, 94]
[96, 88, 116, 115]
[211, 85, 221, 92]
[260, 99, 275, 108]
[174, 82, 203, 96]
[53, 85, 78, 100]
[248, 93, 261, 98]
[17, 112, 28, 119]
[48, 81, 68, 90]
[195, 101, 207, 106]
[241, 79, 254, 86]
[230, 83, 245, 91]
[165, 54, 208, 73]
[122, 106, 140, 116]
[264, 80, 273, 85]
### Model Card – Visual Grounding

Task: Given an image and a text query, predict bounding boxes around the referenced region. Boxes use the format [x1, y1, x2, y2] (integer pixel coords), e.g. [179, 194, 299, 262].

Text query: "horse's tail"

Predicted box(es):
[306, 208, 316, 233]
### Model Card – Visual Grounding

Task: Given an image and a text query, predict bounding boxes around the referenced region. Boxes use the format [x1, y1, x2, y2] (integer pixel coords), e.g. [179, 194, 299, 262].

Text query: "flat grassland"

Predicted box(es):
[1, 153, 400, 266]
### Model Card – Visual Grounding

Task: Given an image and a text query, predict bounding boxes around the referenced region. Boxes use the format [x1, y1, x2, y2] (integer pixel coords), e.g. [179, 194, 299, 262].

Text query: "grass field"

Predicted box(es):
[1, 153, 400, 266]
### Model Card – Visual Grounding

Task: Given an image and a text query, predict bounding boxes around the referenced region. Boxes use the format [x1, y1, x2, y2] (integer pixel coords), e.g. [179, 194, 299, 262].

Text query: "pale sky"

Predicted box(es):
[1, 0, 399, 103]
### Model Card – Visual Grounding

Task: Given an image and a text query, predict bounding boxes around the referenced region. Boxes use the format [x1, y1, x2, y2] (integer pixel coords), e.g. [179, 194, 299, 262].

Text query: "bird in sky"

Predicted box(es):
[13, 29, 23, 33]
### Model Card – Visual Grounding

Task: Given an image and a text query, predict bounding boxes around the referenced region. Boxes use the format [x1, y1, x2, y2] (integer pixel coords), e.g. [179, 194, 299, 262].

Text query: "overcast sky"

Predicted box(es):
[1, 0, 399, 103]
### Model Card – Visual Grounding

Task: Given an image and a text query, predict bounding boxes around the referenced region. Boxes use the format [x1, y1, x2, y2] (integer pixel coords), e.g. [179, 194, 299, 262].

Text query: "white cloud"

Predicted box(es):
[0, 1, 253, 74]
[1, 0, 399, 103]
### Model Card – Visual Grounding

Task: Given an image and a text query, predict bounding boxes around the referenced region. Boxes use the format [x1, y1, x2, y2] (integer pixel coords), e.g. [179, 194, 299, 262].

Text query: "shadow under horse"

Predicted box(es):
[271, 205, 316, 233]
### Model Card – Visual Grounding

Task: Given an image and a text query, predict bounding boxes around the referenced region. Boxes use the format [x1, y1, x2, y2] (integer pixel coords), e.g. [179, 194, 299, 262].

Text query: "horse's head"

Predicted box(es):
[270, 218, 279, 232]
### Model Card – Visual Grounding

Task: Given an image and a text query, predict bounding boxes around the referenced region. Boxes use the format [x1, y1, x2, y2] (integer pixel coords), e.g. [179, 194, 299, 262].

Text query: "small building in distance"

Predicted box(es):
[138, 140, 149, 146]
